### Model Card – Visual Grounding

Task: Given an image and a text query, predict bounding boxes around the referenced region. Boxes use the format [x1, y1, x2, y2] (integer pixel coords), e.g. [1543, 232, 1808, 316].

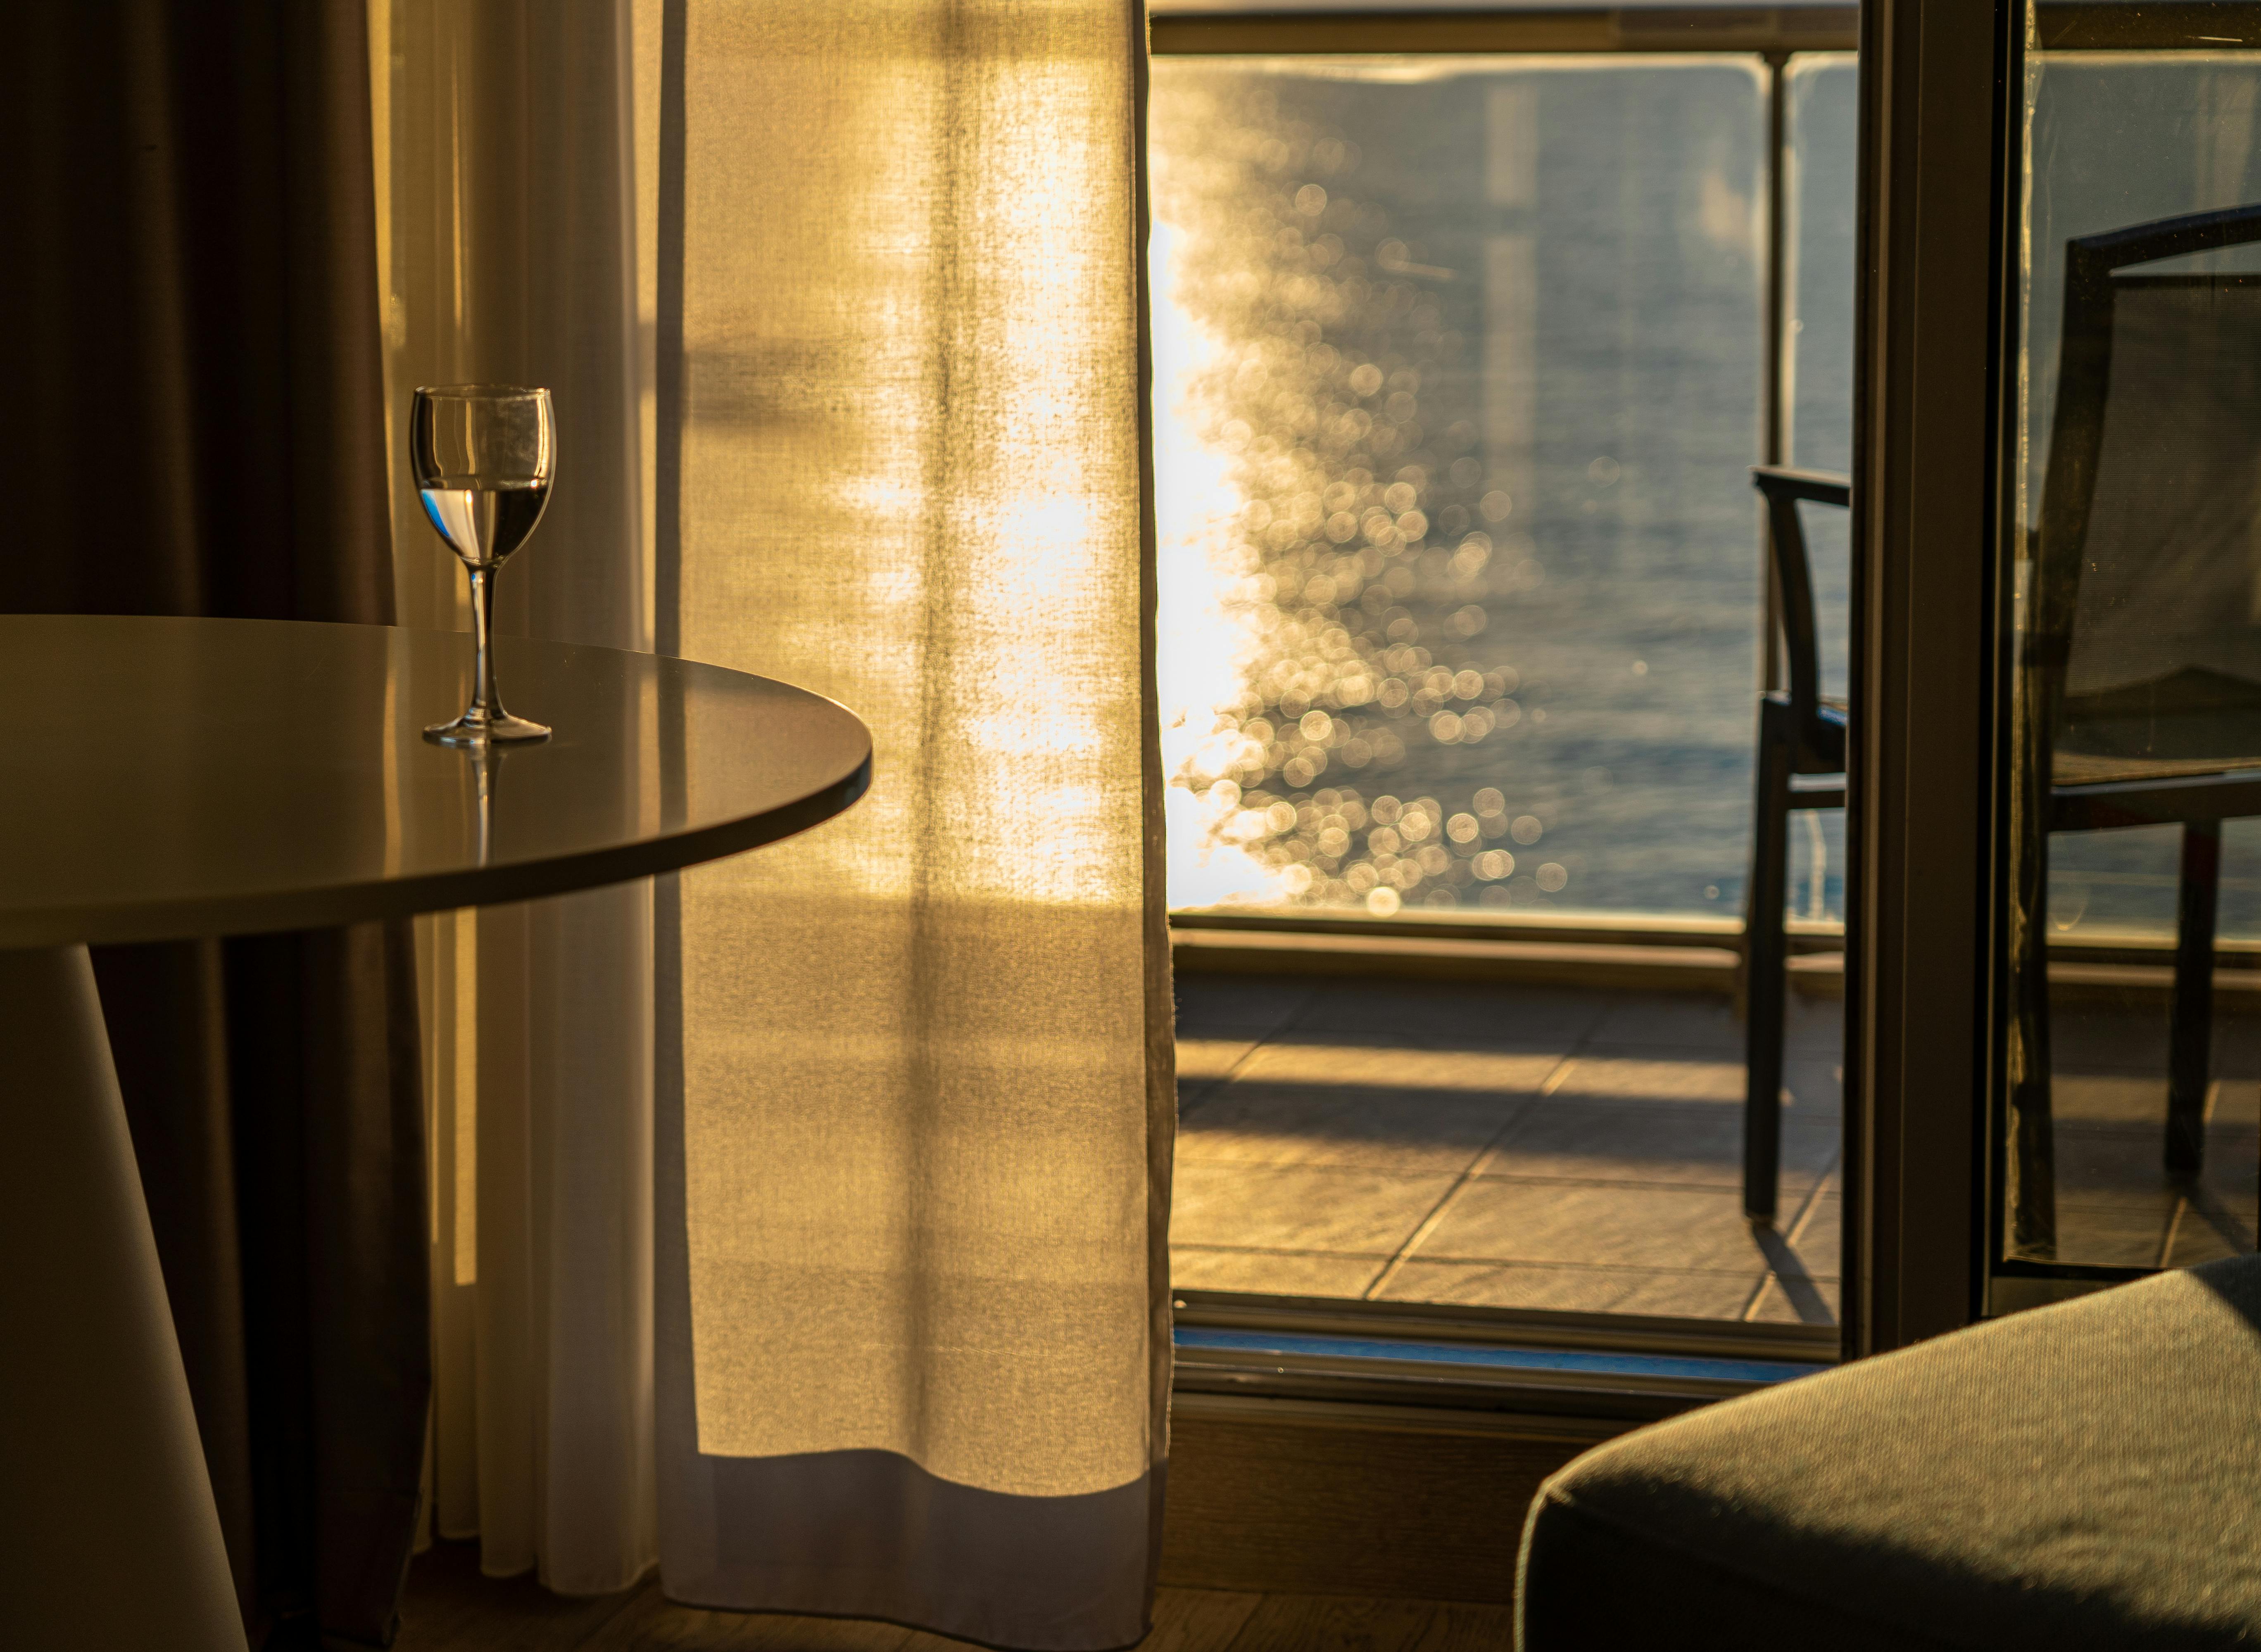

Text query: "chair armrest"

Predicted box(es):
[1752, 465, 1851, 508]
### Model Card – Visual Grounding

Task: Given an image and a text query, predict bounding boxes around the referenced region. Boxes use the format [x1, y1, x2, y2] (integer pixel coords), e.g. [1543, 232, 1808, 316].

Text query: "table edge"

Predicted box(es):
[0, 615, 876, 947]
[0, 750, 870, 950]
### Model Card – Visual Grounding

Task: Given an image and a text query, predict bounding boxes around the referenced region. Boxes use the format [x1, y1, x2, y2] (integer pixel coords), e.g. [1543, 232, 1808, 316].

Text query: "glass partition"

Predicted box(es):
[1997, 28, 2261, 1291]
[1154, 37, 1860, 1332]
[1779, 55, 1858, 930]
[1154, 55, 1790, 921]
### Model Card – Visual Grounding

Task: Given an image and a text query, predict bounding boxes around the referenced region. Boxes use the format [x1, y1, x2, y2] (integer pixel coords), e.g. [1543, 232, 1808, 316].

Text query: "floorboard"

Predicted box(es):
[394, 1546, 1514, 1652]
[1406, 1604, 1525, 1652]
[1143, 1589, 1265, 1652]
[398, 1541, 642, 1650]
[1216, 1594, 1444, 1652]
[581, 1588, 921, 1652]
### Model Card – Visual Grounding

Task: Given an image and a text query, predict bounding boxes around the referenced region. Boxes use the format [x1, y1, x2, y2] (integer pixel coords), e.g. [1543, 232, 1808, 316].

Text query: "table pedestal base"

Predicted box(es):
[0, 945, 247, 1651]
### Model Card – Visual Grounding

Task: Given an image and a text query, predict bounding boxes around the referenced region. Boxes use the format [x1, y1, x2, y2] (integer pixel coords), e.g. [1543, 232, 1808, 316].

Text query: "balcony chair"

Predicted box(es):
[2004, 200, 2261, 1255]
[1740, 464, 1848, 1224]
[1518, 1252, 2261, 1648]
[1740, 203, 2261, 1237]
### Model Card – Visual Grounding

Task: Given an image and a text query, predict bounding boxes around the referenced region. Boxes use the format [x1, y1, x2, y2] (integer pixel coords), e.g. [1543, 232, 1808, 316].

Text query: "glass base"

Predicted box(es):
[424, 710, 551, 747]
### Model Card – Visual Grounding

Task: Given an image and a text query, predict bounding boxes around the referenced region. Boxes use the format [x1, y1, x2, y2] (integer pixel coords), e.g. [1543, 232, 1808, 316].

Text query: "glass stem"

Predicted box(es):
[468, 563, 499, 722]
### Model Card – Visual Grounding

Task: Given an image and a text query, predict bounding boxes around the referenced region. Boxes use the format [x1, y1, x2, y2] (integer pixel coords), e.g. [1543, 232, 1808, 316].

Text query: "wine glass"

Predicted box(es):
[411, 385, 556, 745]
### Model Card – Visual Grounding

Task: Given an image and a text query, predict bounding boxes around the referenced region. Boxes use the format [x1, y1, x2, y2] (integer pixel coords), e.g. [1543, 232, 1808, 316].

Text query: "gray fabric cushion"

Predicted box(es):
[1517, 1255, 2261, 1650]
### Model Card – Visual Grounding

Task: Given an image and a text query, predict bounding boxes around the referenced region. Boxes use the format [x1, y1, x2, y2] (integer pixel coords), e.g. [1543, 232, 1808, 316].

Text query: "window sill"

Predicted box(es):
[1172, 1291, 1833, 1427]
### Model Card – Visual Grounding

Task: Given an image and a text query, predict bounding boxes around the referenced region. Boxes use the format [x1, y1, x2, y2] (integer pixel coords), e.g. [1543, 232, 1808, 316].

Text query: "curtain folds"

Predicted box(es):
[5, 2, 1162, 1647]
[377, 2, 1167, 1645]
[652, 5, 1170, 1647]
[374, 0, 660, 1597]
[0, 5, 428, 1647]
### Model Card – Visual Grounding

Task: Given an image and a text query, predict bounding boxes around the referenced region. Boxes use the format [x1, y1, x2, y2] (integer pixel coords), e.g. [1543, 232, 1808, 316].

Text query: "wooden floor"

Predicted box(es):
[397, 1541, 1520, 1652]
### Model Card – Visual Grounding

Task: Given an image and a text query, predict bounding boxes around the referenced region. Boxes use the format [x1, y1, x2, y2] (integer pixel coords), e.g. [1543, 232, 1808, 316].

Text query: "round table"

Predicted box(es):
[0, 615, 872, 1651]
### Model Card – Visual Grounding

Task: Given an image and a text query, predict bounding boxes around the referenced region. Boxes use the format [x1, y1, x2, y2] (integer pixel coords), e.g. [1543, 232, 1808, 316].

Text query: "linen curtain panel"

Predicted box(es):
[378, 4, 1169, 1647]
[655, 4, 1167, 1646]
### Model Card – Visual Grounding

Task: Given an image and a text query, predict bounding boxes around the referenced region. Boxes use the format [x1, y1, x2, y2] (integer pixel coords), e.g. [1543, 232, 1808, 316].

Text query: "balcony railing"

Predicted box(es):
[1152, 7, 1857, 938]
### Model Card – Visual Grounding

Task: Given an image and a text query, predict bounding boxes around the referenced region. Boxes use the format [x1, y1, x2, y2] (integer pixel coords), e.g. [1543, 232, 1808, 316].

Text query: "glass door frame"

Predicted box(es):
[1844, 0, 2021, 1355]
[1150, 4, 1859, 1398]
[1149, 0, 2044, 1366]
[1840, 0, 2242, 1351]
[1148, 0, 2220, 1365]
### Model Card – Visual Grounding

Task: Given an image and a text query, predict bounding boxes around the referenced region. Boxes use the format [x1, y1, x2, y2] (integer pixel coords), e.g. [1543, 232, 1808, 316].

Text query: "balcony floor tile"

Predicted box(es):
[1285, 979, 1610, 1049]
[1372, 1259, 1766, 1319]
[1405, 1179, 1764, 1273]
[1477, 1099, 1840, 1195]
[1170, 1246, 1390, 1298]
[1178, 1085, 1529, 1174]
[1171, 1160, 1455, 1256]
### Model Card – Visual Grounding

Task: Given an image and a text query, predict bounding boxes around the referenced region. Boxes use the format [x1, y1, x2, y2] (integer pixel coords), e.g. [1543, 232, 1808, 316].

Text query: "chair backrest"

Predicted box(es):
[2034, 203, 2261, 766]
[1752, 465, 1850, 740]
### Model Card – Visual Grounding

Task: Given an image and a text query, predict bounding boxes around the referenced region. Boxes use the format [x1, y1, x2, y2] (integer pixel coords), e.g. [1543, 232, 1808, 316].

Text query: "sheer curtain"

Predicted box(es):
[378, 2, 1168, 1647]
[373, 0, 658, 1597]
[652, 2, 1166, 1641]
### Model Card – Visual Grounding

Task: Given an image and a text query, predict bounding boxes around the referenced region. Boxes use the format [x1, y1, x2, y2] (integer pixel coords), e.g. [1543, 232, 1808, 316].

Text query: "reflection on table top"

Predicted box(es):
[0, 615, 872, 948]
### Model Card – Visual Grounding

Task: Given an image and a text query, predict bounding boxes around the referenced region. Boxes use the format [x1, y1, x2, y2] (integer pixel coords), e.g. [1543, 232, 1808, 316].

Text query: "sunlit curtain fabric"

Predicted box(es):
[653, 3, 1169, 1648]
[373, 0, 659, 1596]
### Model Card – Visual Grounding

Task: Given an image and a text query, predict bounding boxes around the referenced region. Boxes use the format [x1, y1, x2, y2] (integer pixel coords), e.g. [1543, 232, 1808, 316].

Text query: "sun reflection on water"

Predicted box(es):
[1154, 71, 1544, 915]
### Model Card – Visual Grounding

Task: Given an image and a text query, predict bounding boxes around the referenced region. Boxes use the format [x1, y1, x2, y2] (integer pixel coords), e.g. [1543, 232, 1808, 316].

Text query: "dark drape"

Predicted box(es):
[0, 5, 428, 1649]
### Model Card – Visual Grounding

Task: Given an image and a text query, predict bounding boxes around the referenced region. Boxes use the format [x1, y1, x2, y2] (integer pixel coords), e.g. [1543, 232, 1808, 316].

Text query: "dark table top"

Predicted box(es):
[0, 615, 872, 948]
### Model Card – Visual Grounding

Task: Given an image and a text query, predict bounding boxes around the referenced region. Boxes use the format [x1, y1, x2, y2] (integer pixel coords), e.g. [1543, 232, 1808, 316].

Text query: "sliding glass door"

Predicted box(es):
[1849, 0, 2261, 1348]
[1990, 5, 2261, 1312]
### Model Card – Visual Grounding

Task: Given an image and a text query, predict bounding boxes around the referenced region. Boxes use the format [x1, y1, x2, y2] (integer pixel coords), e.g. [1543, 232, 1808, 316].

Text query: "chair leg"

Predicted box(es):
[2167, 819, 2221, 1177]
[2007, 859, 2059, 1257]
[1744, 701, 1793, 1225]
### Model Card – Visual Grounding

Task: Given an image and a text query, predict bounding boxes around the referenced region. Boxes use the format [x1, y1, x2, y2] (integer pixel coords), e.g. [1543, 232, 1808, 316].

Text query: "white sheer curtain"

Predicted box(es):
[376, 3, 1168, 1645]
[373, 0, 658, 1596]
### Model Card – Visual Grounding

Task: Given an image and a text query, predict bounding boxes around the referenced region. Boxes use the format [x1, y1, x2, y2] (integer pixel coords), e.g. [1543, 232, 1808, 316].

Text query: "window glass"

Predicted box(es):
[1154, 56, 1777, 920]
[1160, 50, 1859, 1324]
[1782, 52, 1858, 924]
[2026, 55, 2261, 949]
[1999, 42, 2261, 1279]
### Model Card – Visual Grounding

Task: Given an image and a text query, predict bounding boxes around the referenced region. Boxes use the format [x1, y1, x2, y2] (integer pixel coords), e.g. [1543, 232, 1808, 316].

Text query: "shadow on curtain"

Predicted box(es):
[649, 3, 1172, 1648]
